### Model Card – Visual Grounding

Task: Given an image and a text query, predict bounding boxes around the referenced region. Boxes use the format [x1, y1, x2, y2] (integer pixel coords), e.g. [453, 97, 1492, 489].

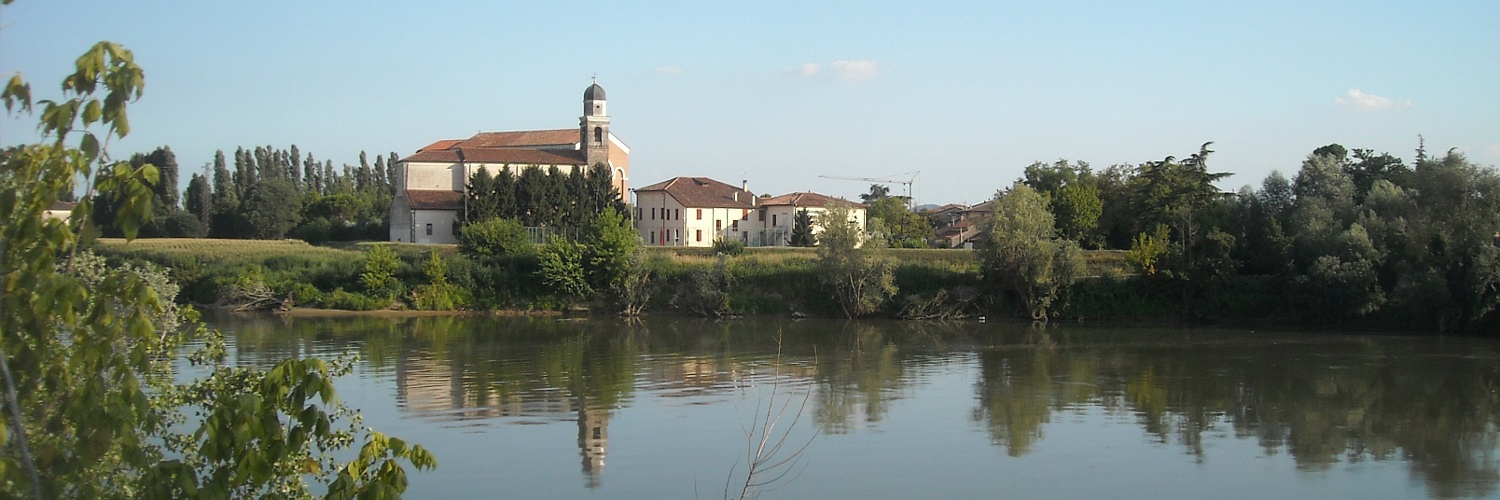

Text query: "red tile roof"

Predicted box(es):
[404, 129, 585, 165]
[463, 129, 578, 148]
[758, 191, 864, 209]
[406, 190, 463, 210]
[404, 147, 584, 165]
[634, 177, 755, 209]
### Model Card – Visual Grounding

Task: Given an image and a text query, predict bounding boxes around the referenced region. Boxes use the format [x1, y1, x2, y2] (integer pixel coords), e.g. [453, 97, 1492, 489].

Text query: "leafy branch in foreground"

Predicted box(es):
[0, 18, 433, 498]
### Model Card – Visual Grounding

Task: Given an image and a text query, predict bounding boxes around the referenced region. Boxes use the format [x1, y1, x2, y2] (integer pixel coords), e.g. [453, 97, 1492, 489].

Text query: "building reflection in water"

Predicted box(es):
[577, 396, 608, 488]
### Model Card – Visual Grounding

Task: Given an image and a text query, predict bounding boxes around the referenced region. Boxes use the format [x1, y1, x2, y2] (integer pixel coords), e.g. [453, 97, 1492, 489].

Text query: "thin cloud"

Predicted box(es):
[830, 60, 878, 81]
[1335, 88, 1412, 110]
[782, 60, 878, 81]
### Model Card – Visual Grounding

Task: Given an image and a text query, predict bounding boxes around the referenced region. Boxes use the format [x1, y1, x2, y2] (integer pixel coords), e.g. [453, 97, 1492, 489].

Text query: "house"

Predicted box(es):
[928, 200, 992, 248]
[745, 191, 865, 247]
[631, 177, 865, 247]
[632, 177, 756, 247]
[43, 201, 76, 222]
[389, 81, 629, 243]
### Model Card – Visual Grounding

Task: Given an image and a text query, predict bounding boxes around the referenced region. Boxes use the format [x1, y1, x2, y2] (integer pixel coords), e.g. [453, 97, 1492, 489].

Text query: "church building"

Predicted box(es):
[389, 82, 630, 243]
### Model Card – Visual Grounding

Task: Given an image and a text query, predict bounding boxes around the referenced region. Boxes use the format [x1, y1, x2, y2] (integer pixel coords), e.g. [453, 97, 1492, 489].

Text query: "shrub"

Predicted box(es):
[712, 237, 746, 256]
[460, 217, 533, 258]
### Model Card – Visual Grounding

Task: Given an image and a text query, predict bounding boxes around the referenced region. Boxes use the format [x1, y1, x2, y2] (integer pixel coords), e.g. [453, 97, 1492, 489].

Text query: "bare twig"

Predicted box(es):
[729, 336, 816, 499]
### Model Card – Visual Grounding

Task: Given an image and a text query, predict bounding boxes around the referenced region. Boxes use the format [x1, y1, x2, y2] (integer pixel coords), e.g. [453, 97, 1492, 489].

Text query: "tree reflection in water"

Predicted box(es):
[209, 313, 1500, 498]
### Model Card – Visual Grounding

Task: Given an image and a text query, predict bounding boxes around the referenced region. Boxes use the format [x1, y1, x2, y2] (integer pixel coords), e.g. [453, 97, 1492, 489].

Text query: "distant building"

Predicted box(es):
[747, 191, 865, 247]
[632, 176, 755, 247]
[632, 176, 864, 247]
[389, 82, 629, 243]
[43, 201, 76, 222]
[928, 200, 992, 248]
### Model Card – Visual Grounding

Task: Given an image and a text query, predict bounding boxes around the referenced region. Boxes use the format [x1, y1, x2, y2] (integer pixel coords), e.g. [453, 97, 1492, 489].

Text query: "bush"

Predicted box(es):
[712, 237, 746, 256]
[460, 217, 533, 258]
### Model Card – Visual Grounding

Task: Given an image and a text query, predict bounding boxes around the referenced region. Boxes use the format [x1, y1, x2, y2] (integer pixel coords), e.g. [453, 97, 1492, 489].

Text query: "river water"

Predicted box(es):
[204, 313, 1500, 499]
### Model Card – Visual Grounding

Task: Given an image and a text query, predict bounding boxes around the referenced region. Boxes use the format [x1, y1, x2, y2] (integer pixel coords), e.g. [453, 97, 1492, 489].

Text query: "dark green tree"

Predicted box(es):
[240, 178, 302, 239]
[788, 208, 816, 246]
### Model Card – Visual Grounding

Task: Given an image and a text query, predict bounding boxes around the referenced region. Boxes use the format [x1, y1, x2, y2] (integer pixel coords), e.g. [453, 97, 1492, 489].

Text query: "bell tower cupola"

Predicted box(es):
[581, 79, 610, 168]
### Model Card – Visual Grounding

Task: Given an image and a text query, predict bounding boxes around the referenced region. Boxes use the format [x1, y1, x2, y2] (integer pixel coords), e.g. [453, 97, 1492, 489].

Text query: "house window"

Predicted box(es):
[674, 229, 680, 242]
[696, 230, 702, 242]
[716, 220, 722, 231]
[696, 209, 703, 220]
[772, 214, 778, 227]
[732, 220, 739, 231]
[676, 209, 681, 220]
[650, 231, 656, 244]
[651, 207, 656, 220]
[425, 223, 433, 236]
[758, 209, 765, 221]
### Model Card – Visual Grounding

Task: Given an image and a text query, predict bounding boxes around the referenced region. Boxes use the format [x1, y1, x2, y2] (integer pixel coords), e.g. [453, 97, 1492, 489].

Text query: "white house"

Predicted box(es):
[632, 177, 865, 247]
[390, 82, 629, 243]
[632, 177, 756, 247]
[744, 192, 866, 247]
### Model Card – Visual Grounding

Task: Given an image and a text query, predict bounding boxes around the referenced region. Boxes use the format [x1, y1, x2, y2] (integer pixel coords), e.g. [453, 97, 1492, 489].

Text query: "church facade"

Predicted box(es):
[389, 82, 629, 243]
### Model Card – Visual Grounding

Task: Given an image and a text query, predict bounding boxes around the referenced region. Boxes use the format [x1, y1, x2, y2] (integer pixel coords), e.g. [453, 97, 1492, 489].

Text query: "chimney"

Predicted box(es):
[741, 179, 748, 192]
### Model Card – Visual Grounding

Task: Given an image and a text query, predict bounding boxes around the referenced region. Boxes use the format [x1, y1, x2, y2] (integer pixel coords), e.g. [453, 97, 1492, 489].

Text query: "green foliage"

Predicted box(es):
[815, 205, 898, 317]
[980, 183, 1085, 321]
[866, 197, 931, 248]
[240, 178, 303, 239]
[0, 31, 430, 499]
[538, 235, 592, 302]
[1126, 224, 1171, 275]
[410, 251, 465, 311]
[459, 217, 532, 258]
[583, 207, 651, 314]
[787, 209, 817, 247]
[712, 236, 746, 256]
[360, 244, 402, 302]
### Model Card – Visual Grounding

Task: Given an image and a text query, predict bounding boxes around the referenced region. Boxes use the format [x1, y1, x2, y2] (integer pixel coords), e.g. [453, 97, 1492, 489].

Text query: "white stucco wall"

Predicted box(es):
[410, 209, 460, 244]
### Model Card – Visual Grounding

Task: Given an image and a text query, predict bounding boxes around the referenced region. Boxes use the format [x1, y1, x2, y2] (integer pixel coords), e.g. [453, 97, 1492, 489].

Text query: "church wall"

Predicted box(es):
[403, 161, 464, 191]
[411, 209, 460, 244]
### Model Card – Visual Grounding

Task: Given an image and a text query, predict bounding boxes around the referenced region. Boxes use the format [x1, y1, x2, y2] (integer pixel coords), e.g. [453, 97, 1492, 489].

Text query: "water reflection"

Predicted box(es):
[209, 313, 1500, 498]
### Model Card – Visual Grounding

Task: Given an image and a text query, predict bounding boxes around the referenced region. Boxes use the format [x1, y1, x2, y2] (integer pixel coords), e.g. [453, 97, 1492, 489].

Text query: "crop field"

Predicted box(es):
[94, 238, 362, 263]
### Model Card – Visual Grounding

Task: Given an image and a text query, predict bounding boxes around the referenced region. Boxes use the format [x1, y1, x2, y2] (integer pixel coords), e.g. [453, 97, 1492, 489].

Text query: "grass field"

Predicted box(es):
[95, 238, 363, 262]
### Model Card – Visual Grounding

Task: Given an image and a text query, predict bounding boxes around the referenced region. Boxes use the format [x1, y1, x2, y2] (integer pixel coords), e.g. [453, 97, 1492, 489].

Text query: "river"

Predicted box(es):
[203, 313, 1500, 499]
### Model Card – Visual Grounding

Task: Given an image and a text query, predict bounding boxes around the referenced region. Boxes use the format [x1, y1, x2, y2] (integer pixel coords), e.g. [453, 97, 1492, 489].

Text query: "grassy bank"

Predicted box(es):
[93, 238, 1143, 319]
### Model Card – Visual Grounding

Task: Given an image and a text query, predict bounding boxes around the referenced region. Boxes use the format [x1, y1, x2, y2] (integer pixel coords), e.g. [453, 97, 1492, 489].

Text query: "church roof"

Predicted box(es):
[405, 190, 464, 210]
[635, 176, 755, 209]
[584, 83, 605, 100]
[462, 129, 578, 148]
[404, 147, 586, 166]
[758, 192, 864, 209]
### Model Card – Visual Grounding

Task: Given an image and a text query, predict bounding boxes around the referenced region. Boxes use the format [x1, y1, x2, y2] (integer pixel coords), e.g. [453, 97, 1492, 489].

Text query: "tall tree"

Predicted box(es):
[184, 170, 212, 226]
[788, 208, 816, 246]
[980, 183, 1085, 321]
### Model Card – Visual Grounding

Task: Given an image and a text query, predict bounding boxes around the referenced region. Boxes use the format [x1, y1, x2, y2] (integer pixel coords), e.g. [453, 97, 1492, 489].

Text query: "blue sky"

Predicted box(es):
[3, 1, 1496, 206]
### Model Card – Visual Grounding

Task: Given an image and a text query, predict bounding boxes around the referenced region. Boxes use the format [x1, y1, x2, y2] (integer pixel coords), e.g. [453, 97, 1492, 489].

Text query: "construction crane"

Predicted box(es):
[819, 171, 920, 206]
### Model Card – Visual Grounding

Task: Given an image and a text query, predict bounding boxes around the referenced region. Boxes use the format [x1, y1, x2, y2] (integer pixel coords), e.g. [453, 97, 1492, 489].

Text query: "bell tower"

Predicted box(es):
[580, 79, 610, 168]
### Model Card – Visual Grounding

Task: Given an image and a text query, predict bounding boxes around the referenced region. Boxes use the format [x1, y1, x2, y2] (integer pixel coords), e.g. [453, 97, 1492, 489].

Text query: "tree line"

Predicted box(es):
[95, 144, 399, 242]
[463, 163, 623, 229]
[992, 140, 1500, 333]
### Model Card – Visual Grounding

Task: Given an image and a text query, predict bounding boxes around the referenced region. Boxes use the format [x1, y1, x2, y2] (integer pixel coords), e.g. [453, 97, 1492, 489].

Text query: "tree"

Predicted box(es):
[788, 209, 816, 247]
[980, 184, 1085, 321]
[815, 205, 897, 317]
[865, 197, 931, 248]
[239, 178, 302, 239]
[184, 171, 212, 226]
[859, 184, 890, 204]
[0, 31, 430, 498]
[459, 217, 533, 258]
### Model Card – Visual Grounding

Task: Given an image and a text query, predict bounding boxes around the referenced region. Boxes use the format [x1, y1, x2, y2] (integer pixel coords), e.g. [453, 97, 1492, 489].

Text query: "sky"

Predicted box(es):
[2, 1, 1497, 206]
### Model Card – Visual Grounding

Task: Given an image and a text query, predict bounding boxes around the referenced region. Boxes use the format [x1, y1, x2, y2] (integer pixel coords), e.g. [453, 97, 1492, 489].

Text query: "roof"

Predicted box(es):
[634, 177, 755, 209]
[404, 147, 585, 166]
[47, 201, 77, 211]
[461, 129, 578, 148]
[405, 190, 464, 210]
[584, 83, 605, 101]
[758, 191, 864, 209]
